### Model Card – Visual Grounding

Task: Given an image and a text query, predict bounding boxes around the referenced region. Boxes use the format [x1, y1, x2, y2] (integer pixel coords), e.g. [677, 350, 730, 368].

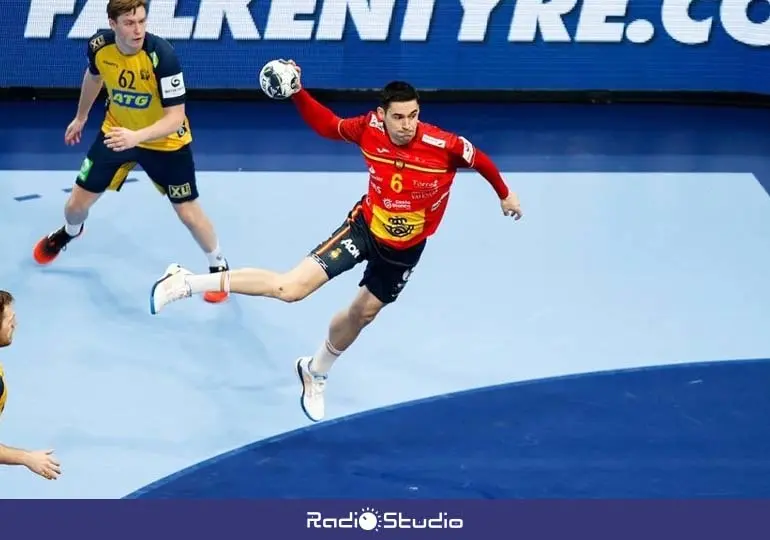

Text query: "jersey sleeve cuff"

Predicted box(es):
[161, 96, 186, 108]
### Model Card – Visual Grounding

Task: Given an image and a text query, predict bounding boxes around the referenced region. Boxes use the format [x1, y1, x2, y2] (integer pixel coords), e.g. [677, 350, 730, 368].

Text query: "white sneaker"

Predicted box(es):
[150, 263, 193, 315]
[295, 356, 327, 422]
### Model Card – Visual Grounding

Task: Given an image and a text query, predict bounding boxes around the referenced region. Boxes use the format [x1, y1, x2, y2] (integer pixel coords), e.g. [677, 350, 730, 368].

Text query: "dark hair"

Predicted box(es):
[107, 0, 147, 21]
[379, 81, 419, 110]
[0, 290, 13, 324]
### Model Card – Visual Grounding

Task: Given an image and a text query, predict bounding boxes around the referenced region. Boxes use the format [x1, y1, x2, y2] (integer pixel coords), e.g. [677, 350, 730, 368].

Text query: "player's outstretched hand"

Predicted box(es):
[104, 127, 141, 152]
[286, 59, 302, 89]
[501, 191, 523, 220]
[65, 116, 87, 146]
[24, 449, 61, 480]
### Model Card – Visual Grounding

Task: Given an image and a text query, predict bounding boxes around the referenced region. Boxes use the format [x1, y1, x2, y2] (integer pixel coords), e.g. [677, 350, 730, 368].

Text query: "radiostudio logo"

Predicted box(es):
[306, 506, 464, 531]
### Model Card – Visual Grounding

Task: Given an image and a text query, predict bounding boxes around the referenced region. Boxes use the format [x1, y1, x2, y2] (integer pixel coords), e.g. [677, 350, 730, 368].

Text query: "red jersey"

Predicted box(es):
[335, 112, 475, 249]
[291, 89, 509, 250]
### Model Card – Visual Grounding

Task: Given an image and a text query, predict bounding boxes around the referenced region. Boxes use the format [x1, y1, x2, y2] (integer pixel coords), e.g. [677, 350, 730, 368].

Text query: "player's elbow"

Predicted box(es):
[85, 70, 102, 84]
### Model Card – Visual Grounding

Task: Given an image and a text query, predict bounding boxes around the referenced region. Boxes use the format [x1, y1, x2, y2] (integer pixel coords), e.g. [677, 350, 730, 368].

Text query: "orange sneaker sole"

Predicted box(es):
[203, 291, 229, 304]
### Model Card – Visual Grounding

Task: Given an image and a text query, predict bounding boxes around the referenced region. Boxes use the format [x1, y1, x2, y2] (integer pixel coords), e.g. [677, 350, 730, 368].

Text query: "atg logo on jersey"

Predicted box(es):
[110, 89, 152, 109]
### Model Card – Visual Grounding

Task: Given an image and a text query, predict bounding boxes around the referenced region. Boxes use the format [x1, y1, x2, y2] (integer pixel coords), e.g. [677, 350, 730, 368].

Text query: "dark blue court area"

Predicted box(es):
[128, 359, 770, 499]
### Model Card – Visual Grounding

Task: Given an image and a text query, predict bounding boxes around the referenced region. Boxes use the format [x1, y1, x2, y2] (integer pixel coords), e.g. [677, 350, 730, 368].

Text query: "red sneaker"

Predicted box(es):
[33, 225, 83, 265]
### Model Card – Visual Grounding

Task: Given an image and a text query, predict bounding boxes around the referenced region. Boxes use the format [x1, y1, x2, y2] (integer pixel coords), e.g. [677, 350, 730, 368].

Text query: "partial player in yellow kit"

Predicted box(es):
[32, 0, 229, 304]
[0, 290, 62, 480]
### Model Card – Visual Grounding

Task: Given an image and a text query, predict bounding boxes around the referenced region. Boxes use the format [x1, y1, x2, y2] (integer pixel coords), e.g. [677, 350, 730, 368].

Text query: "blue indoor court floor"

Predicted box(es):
[0, 98, 769, 499]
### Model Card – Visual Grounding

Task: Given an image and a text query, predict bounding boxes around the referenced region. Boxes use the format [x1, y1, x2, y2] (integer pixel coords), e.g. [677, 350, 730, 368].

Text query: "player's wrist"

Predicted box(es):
[1, 446, 31, 466]
[20, 450, 35, 468]
[133, 128, 149, 144]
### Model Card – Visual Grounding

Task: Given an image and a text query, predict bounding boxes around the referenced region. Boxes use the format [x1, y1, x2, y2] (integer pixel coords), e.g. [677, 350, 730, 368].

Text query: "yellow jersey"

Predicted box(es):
[87, 30, 192, 152]
[0, 363, 6, 418]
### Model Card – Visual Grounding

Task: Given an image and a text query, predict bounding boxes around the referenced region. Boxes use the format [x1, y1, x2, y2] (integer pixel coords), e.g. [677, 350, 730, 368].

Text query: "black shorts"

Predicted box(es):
[75, 130, 199, 203]
[310, 198, 426, 304]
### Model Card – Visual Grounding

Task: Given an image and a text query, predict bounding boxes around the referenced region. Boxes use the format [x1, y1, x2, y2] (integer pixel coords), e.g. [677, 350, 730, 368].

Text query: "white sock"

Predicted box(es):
[186, 271, 230, 294]
[310, 339, 341, 375]
[64, 221, 82, 237]
[205, 243, 226, 268]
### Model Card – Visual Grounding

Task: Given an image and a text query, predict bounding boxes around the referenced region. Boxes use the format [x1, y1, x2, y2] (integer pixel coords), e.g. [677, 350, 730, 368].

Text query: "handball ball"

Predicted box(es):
[259, 59, 299, 100]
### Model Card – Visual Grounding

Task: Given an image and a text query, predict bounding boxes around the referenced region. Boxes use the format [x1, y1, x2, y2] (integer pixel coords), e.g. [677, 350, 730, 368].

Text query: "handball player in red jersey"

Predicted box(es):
[149, 60, 522, 422]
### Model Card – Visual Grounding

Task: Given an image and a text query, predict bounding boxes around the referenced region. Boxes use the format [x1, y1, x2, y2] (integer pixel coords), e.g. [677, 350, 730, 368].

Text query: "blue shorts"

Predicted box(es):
[75, 130, 199, 203]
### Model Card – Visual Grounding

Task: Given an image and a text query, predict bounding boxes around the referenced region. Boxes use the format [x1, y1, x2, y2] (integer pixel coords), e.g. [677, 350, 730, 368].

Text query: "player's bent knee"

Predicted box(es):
[277, 257, 329, 302]
[350, 306, 380, 327]
[274, 285, 305, 303]
[274, 279, 314, 303]
[275, 273, 325, 302]
[275, 258, 330, 302]
[349, 289, 385, 327]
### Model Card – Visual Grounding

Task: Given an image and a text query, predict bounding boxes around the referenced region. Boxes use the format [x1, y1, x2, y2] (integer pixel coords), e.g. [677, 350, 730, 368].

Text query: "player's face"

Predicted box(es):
[110, 6, 147, 54]
[380, 100, 420, 146]
[0, 303, 16, 348]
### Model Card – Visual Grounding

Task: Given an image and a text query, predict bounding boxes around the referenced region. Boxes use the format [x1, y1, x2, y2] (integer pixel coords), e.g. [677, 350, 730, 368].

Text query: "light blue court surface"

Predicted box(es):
[0, 101, 769, 498]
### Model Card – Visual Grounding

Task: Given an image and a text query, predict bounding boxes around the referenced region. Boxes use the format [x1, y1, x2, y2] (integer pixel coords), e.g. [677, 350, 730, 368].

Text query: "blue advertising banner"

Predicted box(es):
[2, 0, 769, 92]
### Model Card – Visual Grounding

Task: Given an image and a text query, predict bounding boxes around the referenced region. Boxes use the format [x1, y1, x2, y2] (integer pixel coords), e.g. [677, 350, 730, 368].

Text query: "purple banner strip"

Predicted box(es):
[0, 500, 767, 539]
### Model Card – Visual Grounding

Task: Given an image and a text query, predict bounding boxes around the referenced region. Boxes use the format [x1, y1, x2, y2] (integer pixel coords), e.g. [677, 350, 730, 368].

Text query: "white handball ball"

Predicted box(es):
[259, 59, 299, 100]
